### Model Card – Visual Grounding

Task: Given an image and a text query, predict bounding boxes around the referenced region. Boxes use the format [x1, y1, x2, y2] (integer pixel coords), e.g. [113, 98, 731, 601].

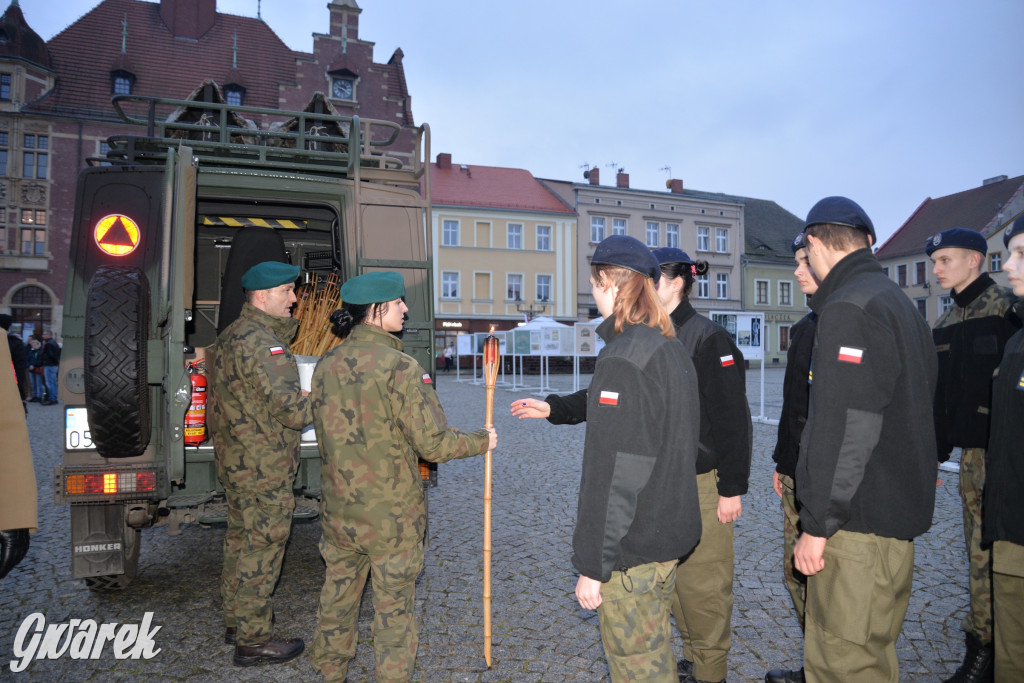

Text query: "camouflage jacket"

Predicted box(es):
[209, 302, 312, 492]
[312, 325, 488, 553]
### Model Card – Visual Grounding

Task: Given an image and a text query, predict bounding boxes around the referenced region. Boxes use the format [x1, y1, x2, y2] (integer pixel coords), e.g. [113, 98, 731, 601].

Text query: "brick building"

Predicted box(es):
[0, 0, 417, 338]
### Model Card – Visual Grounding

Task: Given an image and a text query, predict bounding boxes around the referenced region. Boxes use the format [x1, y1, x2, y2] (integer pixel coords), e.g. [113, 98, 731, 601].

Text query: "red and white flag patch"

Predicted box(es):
[599, 390, 619, 406]
[422, 373, 433, 384]
[269, 346, 284, 356]
[720, 355, 735, 367]
[837, 346, 864, 364]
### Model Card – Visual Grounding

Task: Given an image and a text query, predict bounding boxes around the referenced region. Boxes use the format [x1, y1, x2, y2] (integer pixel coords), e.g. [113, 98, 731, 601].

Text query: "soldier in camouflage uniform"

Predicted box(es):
[208, 261, 312, 667]
[309, 271, 496, 683]
[928, 228, 1021, 683]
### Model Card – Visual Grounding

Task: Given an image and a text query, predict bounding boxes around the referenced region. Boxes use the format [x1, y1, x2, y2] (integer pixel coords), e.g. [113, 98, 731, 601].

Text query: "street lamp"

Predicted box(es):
[516, 302, 547, 322]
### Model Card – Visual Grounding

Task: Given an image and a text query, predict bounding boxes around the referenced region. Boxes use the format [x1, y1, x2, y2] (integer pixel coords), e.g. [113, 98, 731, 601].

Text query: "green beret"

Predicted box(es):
[340, 271, 405, 304]
[241, 261, 300, 291]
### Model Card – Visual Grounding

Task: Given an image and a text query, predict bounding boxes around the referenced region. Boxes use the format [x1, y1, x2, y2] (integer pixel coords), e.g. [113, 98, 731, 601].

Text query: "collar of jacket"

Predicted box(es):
[669, 300, 697, 329]
[348, 323, 404, 351]
[596, 315, 619, 343]
[808, 247, 881, 315]
[240, 301, 300, 342]
[951, 272, 994, 308]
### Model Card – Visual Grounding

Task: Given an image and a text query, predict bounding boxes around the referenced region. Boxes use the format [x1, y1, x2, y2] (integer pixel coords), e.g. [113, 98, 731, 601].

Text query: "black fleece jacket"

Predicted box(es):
[773, 311, 817, 480]
[796, 248, 937, 540]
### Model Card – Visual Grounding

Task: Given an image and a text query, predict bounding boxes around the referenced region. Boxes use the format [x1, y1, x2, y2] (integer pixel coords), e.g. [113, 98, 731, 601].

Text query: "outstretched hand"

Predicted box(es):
[510, 398, 550, 420]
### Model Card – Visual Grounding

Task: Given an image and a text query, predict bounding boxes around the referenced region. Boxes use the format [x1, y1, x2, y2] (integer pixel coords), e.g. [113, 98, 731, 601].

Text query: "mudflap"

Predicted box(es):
[70, 504, 128, 579]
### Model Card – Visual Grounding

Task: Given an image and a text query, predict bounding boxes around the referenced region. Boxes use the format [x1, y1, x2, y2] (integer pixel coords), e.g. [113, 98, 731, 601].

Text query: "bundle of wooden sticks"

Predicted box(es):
[291, 272, 344, 356]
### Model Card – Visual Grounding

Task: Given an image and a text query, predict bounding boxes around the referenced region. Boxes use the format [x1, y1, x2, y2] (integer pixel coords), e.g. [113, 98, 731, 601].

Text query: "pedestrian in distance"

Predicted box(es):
[26, 336, 45, 402]
[38, 329, 60, 405]
[208, 260, 312, 667]
[793, 197, 938, 682]
[0, 333, 37, 580]
[763, 233, 820, 683]
[981, 215, 1024, 683]
[927, 227, 1021, 683]
[512, 234, 702, 683]
[309, 271, 496, 683]
[0, 314, 29, 407]
[443, 341, 454, 372]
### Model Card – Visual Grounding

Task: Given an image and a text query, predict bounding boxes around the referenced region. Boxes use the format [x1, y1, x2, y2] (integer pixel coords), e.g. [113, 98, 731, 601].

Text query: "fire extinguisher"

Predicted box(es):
[184, 361, 207, 446]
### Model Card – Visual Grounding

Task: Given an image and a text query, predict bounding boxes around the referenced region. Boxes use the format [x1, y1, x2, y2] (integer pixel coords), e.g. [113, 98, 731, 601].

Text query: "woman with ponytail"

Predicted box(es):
[524, 235, 701, 682]
[309, 271, 496, 682]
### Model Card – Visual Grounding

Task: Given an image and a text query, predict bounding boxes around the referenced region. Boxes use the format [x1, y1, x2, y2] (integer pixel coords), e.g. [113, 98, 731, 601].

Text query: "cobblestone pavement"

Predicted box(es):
[1, 367, 969, 681]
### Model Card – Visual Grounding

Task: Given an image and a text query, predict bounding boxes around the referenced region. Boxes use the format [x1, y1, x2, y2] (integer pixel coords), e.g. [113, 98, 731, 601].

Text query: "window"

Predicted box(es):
[646, 221, 659, 247]
[697, 226, 710, 252]
[914, 260, 926, 285]
[441, 271, 459, 299]
[882, 266, 890, 278]
[939, 295, 953, 317]
[507, 223, 523, 249]
[536, 274, 551, 302]
[666, 223, 679, 248]
[442, 219, 459, 247]
[716, 272, 729, 299]
[0, 73, 9, 100]
[696, 274, 710, 299]
[897, 264, 907, 287]
[113, 76, 132, 95]
[591, 216, 605, 243]
[96, 140, 112, 167]
[23, 134, 48, 179]
[225, 86, 245, 107]
[0, 132, 7, 175]
[779, 325, 791, 352]
[506, 273, 523, 301]
[612, 218, 626, 236]
[991, 252, 1002, 272]
[779, 281, 792, 306]
[20, 209, 45, 255]
[10, 285, 52, 331]
[716, 228, 728, 253]
[536, 225, 551, 251]
[755, 280, 769, 305]
[915, 298, 927, 320]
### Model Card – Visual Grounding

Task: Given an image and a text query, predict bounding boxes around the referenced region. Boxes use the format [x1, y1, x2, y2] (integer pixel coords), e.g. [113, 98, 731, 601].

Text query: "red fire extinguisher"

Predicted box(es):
[184, 361, 207, 446]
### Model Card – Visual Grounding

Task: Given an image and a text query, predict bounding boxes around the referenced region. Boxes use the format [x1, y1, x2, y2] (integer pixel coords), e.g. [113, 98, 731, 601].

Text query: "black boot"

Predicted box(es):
[942, 633, 994, 683]
[765, 668, 804, 683]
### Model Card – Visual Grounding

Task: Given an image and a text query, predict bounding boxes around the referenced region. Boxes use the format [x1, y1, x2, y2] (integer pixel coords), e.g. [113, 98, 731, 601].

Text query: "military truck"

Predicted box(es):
[54, 90, 435, 590]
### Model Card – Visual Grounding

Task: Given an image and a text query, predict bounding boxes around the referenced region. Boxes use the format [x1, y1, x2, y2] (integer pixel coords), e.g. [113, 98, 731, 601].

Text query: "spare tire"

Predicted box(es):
[85, 265, 151, 457]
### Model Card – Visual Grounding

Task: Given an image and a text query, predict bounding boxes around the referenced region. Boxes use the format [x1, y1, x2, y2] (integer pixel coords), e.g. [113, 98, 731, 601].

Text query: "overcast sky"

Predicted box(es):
[30, 0, 1024, 245]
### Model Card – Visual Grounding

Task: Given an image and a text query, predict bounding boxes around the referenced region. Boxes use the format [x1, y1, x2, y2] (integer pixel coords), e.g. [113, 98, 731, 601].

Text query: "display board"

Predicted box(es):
[709, 311, 765, 361]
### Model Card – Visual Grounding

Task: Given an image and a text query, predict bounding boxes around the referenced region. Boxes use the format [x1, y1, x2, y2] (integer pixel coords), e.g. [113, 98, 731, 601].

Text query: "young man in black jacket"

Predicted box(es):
[928, 226, 1020, 683]
[793, 197, 938, 682]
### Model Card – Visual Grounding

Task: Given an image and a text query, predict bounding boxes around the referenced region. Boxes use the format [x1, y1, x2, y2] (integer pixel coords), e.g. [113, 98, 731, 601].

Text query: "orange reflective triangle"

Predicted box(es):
[100, 217, 137, 247]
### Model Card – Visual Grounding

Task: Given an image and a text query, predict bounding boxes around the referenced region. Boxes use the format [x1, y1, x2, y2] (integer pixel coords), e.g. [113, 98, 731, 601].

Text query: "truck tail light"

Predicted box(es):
[64, 471, 157, 496]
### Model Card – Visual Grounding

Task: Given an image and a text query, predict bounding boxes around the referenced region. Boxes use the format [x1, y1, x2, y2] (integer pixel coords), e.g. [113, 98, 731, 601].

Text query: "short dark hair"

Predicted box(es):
[805, 223, 870, 252]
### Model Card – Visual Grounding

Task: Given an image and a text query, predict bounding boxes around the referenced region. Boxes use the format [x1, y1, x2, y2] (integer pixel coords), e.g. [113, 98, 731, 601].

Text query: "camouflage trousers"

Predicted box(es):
[220, 484, 296, 645]
[671, 469, 734, 682]
[310, 537, 424, 683]
[596, 559, 679, 683]
[778, 472, 806, 629]
[958, 447, 993, 645]
[992, 540, 1024, 683]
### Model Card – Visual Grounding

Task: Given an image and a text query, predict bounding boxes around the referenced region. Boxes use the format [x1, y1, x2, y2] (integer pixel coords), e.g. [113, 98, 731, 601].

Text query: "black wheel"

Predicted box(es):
[83, 523, 140, 592]
[84, 265, 151, 457]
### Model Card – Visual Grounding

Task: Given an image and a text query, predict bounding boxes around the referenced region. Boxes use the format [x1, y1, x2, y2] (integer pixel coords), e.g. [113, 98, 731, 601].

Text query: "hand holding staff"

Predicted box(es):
[482, 329, 500, 668]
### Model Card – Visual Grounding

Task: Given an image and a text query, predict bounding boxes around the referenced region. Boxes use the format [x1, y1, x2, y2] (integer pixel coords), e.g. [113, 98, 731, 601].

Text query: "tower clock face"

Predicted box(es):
[332, 78, 354, 99]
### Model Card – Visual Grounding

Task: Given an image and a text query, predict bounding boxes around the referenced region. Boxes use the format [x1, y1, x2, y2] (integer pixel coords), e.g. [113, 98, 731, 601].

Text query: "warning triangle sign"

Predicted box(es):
[101, 217, 137, 247]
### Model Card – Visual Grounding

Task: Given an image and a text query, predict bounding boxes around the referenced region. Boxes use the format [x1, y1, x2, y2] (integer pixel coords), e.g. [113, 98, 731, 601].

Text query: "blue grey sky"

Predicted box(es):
[31, 0, 1024, 245]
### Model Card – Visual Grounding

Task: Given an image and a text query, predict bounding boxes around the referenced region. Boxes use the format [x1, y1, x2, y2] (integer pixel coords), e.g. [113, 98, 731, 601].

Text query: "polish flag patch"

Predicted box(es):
[269, 346, 284, 355]
[422, 373, 433, 384]
[720, 355, 735, 367]
[837, 346, 864, 364]
[599, 391, 619, 406]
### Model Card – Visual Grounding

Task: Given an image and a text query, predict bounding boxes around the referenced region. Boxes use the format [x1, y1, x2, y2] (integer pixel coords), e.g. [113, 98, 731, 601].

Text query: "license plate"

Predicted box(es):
[65, 407, 97, 451]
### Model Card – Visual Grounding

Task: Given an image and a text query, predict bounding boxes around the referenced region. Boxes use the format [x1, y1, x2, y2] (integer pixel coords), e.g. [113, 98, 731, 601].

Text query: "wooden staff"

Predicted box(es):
[482, 329, 500, 668]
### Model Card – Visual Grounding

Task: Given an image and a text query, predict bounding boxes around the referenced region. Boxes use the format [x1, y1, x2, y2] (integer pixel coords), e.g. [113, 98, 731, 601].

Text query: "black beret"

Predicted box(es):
[339, 271, 405, 304]
[925, 227, 987, 256]
[791, 232, 807, 254]
[652, 247, 695, 266]
[241, 261, 300, 291]
[591, 235, 660, 281]
[1004, 214, 1024, 248]
[804, 196, 876, 244]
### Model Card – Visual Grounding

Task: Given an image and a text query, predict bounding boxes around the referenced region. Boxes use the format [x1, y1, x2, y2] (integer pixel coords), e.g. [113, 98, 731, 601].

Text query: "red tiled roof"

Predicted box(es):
[431, 161, 576, 215]
[875, 175, 1024, 259]
[29, 0, 303, 118]
[0, 1, 51, 69]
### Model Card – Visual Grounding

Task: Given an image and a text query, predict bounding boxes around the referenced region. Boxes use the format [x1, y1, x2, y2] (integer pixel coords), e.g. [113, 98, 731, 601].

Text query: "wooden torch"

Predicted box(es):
[482, 327, 500, 668]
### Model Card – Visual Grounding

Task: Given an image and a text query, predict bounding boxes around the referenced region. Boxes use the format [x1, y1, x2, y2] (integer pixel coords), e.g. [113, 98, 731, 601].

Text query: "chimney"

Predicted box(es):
[983, 175, 1008, 186]
[616, 171, 629, 189]
[329, 0, 361, 40]
[668, 178, 684, 193]
[588, 167, 600, 185]
[436, 153, 451, 169]
[160, 0, 215, 40]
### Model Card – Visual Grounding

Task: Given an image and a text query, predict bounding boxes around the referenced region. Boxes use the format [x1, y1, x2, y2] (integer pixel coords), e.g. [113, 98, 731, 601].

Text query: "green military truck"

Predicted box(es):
[54, 90, 435, 590]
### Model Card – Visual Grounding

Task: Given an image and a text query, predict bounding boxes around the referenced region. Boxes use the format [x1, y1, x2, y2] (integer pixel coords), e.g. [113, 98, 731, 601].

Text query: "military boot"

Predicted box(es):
[765, 668, 804, 683]
[942, 633, 994, 683]
[233, 634, 304, 666]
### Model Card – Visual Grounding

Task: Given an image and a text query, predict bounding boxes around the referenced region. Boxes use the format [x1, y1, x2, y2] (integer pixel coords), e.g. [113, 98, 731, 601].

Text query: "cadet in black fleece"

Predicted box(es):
[794, 197, 937, 682]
